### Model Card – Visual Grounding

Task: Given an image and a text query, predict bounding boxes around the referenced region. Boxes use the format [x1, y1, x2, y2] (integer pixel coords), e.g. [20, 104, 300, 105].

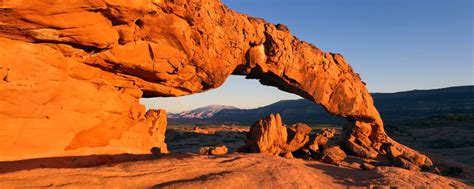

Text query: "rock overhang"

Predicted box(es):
[0, 0, 435, 171]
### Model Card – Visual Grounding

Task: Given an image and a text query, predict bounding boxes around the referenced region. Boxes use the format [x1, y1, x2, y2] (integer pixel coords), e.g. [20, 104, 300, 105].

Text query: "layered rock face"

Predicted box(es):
[244, 114, 348, 164]
[0, 0, 430, 170]
[244, 114, 311, 157]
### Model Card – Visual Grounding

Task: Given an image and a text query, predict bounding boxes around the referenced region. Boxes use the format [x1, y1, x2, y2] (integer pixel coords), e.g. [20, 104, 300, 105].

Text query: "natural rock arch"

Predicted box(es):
[0, 0, 432, 170]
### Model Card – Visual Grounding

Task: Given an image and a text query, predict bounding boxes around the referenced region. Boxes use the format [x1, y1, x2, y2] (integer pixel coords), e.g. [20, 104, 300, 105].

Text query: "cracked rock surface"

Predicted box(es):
[0, 0, 432, 170]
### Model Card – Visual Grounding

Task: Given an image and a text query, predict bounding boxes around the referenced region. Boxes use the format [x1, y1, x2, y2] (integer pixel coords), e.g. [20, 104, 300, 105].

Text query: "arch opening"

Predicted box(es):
[140, 75, 347, 153]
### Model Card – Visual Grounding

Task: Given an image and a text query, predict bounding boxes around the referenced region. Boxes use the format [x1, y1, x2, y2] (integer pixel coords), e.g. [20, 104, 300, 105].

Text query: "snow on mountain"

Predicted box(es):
[168, 105, 238, 119]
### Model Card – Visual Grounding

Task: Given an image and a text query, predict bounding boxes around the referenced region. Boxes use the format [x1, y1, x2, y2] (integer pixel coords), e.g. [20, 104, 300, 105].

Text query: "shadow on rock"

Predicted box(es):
[0, 153, 195, 174]
[305, 163, 379, 187]
[152, 171, 234, 188]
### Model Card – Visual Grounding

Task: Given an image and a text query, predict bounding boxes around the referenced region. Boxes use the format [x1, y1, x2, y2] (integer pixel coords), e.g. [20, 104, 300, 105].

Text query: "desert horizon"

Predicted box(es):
[153, 85, 474, 114]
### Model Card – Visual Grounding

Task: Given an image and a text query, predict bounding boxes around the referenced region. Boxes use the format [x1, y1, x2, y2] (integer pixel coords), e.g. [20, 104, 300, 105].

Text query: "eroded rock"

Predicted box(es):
[0, 0, 433, 171]
[360, 162, 376, 170]
[308, 128, 337, 153]
[320, 146, 347, 165]
[146, 109, 169, 154]
[198, 146, 228, 155]
[392, 156, 421, 171]
[246, 113, 288, 156]
[286, 123, 313, 152]
[245, 114, 313, 157]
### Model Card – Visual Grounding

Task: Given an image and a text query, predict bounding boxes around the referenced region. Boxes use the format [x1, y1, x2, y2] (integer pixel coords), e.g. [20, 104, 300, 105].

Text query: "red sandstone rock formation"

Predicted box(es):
[245, 114, 312, 157]
[308, 128, 337, 153]
[245, 114, 316, 158]
[320, 146, 347, 165]
[245, 114, 289, 156]
[0, 0, 432, 170]
[286, 123, 313, 153]
[198, 145, 228, 155]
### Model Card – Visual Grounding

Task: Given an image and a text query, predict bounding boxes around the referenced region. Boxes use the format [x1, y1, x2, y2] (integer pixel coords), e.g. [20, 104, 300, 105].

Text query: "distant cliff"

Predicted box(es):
[169, 86, 474, 125]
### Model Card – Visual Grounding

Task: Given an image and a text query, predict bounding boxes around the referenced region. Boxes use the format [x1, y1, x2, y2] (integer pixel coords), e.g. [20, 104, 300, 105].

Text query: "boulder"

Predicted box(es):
[198, 147, 212, 155]
[392, 156, 421, 171]
[198, 146, 228, 155]
[307, 128, 337, 152]
[283, 152, 295, 159]
[320, 146, 347, 165]
[211, 146, 229, 155]
[286, 123, 313, 152]
[345, 139, 378, 159]
[360, 162, 376, 170]
[246, 114, 313, 156]
[246, 113, 288, 156]
[381, 142, 403, 160]
[320, 128, 336, 138]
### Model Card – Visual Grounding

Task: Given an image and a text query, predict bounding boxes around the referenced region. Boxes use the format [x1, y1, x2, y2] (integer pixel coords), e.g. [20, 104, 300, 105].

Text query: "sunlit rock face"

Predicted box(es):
[244, 114, 312, 157]
[0, 0, 431, 170]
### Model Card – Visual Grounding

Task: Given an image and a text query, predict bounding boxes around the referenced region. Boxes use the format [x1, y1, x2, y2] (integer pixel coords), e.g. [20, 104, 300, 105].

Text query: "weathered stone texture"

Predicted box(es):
[0, 0, 431, 170]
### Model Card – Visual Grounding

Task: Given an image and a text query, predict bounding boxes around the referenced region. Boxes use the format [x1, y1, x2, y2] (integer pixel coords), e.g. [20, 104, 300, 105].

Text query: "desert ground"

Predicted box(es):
[0, 153, 469, 188]
[1, 120, 473, 188]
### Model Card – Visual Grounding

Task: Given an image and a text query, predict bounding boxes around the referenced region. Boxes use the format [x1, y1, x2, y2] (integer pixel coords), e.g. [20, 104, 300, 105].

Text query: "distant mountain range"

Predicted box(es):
[168, 86, 474, 125]
[168, 105, 238, 119]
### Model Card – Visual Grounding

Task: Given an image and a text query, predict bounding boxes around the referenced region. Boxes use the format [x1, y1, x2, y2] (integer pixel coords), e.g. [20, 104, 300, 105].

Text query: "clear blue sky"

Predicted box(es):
[142, 0, 473, 113]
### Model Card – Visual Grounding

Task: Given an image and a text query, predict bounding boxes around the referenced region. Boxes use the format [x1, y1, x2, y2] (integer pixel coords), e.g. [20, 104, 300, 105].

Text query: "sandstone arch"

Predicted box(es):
[0, 0, 432, 170]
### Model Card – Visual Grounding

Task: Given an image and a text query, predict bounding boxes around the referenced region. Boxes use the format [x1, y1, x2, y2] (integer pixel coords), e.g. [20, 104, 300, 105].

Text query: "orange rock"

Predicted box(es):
[392, 156, 421, 171]
[246, 114, 288, 156]
[320, 146, 347, 165]
[246, 114, 312, 156]
[0, 0, 433, 171]
[308, 128, 337, 152]
[145, 109, 169, 154]
[286, 123, 312, 152]
[198, 146, 228, 155]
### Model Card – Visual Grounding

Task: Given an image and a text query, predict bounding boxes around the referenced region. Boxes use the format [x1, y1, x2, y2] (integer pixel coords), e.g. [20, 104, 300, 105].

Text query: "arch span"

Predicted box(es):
[0, 0, 432, 170]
